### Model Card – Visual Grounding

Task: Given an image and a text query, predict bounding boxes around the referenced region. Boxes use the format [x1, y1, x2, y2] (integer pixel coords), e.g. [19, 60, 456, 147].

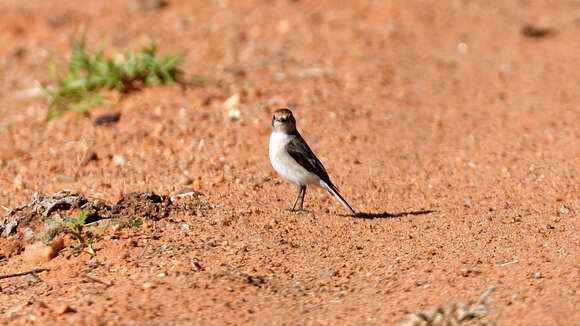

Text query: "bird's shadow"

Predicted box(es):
[347, 210, 436, 219]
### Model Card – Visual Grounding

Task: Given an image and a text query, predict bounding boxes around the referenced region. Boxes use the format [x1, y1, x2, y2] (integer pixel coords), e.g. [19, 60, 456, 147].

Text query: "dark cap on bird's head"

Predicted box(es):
[272, 108, 297, 132]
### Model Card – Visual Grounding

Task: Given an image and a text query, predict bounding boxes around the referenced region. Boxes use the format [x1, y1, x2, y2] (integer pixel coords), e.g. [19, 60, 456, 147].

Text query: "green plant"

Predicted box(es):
[65, 210, 110, 256]
[129, 217, 143, 227]
[44, 24, 182, 120]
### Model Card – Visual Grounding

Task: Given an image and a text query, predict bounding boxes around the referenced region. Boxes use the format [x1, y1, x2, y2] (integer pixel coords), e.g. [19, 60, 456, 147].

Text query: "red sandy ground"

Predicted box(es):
[0, 0, 578, 325]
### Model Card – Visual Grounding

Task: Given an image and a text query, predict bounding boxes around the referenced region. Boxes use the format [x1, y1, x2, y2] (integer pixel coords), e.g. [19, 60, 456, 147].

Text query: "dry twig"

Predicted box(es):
[0, 268, 49, 280]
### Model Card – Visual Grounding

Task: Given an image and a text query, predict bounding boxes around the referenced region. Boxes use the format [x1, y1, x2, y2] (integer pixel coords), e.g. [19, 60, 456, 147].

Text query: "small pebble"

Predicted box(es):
[224, 93, 240, 110]
[56, 304, 75, 315]
[113, 155, 127, 167]
[79, 150, 98, 167]
[55, 174, 76, 183]
[320, 270, 339, 278]
[93, 112, 121, 126]
[86, 259, 100, 268]
[24, 228, 35, 241]
[25, 273, 41, 284]
[142, 282, 155, 289]
[228, 109, 241, 121]
[299, 68, 323, 78]
[1, 219, 18, 236]
[32, 301, 48, 309]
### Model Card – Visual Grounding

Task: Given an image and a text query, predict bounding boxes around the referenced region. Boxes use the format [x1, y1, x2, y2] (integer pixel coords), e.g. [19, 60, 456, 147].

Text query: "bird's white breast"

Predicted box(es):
[269, 131, 321, 186]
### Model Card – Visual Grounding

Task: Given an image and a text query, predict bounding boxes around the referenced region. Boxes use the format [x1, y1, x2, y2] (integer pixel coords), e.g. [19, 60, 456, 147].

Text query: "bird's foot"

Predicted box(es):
[288, 208, 310, 214]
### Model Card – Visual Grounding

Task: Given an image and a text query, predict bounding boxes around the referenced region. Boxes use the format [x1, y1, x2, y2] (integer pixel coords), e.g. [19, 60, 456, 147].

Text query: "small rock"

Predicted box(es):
[94, 112, 121, 126]
[109, 223, 123, 234]
[457, 42, 468, 54]
[172, 187, 203, 199]
[521, 24, 553, 38]
[56, 304, 75, 315]
[157, 272, 167, 278]
[128, 0, 167, 12]
[320, 270, 339, 278]
[533, 272, 542, 279]
[193, 258, 203, 271]
[299, 68, 323, 78]
[224, 94, 241, 121]
[6, 303, 25, 318]
[214, 174, 225, 184]
[224, 93, 240, 110]
[32, 301, 48, 309]
[79, 150, 98, 167]
[86, 259, 100, 268]
[142, 282, 155, 289]
[227, 108, 241, 121]
[49, 237, 65, 251]
[205, 239, 217, 247]
[22, 239, 64, 263]
[113, 155, 127, 167]
[1, 219, 18, 237]
[25, 273, 41, 284]
[55, 174, 76, 183]
[7, 233, 20, 241]
[24, 228, 35, 241]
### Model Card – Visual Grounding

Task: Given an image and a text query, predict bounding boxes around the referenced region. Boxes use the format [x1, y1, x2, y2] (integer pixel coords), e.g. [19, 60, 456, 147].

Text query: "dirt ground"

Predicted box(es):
[0, 0, 578, 325]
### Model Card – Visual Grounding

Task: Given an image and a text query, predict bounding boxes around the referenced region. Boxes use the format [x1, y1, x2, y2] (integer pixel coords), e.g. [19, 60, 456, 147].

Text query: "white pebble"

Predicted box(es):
[457, 42, 468, 54]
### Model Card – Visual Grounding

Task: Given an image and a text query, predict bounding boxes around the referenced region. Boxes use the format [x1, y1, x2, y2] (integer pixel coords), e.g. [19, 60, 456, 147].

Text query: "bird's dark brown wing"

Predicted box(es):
[285, 133, 333, 186]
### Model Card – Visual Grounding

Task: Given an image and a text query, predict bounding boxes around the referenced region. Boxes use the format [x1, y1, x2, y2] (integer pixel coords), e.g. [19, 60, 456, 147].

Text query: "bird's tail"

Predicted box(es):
[322, 181, 355, 215]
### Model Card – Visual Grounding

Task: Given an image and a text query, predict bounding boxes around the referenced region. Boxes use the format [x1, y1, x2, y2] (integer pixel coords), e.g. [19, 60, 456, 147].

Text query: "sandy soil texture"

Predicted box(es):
[0, 0, 578, 325]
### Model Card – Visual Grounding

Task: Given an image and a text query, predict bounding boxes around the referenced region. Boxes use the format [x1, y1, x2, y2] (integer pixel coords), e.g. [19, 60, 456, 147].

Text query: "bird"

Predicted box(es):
[269, 108, 355, 215]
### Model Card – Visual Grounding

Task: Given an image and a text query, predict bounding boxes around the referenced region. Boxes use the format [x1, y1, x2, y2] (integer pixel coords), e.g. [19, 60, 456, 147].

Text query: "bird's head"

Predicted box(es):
[272, 108, 297, 133]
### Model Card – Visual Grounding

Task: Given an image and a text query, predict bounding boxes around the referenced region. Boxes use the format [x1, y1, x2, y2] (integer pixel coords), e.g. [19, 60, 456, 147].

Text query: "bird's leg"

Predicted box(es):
[296, 186, 310, 213]
[289, 185, 304, 212]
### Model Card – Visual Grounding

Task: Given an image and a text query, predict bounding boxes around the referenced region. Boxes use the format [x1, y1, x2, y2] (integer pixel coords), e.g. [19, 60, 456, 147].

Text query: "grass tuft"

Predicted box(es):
[400, 286, 497, 326]
[65, 210, 110, 256]
[44, 25, 182, 121]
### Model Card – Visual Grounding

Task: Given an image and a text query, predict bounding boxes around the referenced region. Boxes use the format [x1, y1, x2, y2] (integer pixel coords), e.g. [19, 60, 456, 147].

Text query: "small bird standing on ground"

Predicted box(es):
[269, 108, 355, 215]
